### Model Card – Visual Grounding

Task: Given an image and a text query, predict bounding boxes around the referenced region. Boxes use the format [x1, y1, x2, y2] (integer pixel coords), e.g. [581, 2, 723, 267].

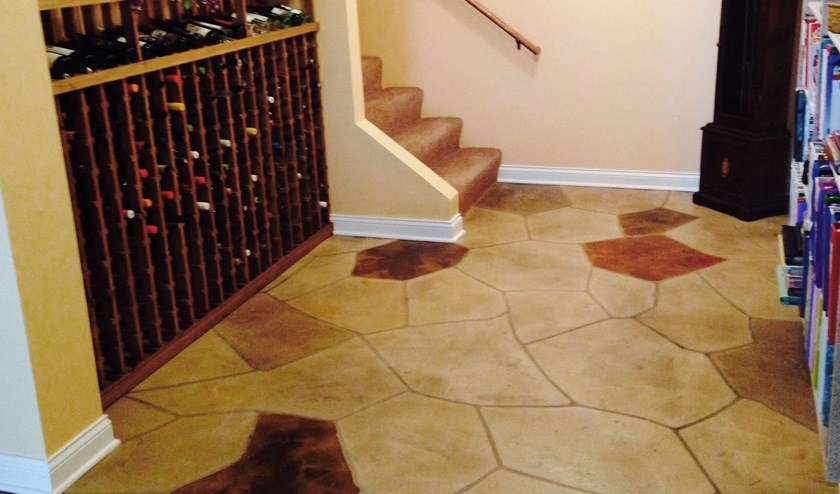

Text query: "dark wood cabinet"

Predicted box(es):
[693, 0, 801, 220]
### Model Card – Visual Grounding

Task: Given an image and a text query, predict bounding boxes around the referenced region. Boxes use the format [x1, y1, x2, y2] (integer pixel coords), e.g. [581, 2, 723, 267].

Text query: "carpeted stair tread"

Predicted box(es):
[362, 56, 383, 96]
[431, 148, 502, 212]
[391, 117, 463, 164]
[365, 87, 424, 135]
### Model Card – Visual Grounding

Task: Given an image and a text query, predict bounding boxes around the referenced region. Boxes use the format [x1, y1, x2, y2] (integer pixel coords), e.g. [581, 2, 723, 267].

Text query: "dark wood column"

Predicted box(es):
[693, 0, 801, 221]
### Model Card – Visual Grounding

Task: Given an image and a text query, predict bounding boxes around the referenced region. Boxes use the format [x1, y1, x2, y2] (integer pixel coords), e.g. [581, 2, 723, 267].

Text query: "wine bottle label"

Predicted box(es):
[270, 7, 288, 17]
[184, 23, 212, 37]
[46, 51, 63, 68]
[246, 13, 271, 22]
[47, 45, 74, 56]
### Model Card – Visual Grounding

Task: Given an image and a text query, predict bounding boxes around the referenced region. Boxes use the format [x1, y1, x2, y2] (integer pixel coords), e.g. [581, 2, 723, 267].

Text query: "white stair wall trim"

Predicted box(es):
[499, 165, 700, 191]
[0, 415, 119, 494]
[331, 214, 465, 243]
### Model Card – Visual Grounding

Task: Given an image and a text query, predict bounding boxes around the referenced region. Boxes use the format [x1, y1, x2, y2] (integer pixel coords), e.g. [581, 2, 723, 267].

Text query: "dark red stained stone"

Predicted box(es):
[352, 241, 469, 281]
[583, 235, 725, 281]
[175, 414, 360, 494]
[712, 319, 817, 431]
[619, 208, 698, 236]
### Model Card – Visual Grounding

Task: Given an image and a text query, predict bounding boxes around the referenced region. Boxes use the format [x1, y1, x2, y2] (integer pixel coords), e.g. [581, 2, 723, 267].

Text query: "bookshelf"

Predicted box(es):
[42, 0, 330, 406]
[789, 0, 840, 483]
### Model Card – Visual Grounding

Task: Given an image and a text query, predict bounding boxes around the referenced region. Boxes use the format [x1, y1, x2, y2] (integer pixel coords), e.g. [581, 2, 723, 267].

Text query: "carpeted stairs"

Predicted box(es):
[362, 56, 502, 213]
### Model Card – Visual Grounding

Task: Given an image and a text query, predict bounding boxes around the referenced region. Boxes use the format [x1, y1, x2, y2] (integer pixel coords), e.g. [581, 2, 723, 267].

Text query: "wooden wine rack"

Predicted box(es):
[44, 0, 329, 406]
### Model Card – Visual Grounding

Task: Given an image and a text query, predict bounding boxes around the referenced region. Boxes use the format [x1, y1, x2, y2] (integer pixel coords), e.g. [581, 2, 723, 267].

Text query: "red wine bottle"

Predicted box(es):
[51, 41, 121, 69]
[46, 49, 91, 79]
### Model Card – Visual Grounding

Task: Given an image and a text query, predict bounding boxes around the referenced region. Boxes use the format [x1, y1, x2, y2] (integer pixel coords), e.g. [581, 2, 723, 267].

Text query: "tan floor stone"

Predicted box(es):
[338, 394, 497, 493]
[288, 277, 407, 333]
[407, 269, 506, 326]
[268, 253, 357, 301]
[309, 236, 392, 256]
[66, 413, 258, 493]
[700, 258, 801, 322]
[507, 291, 608, 343]
[105, 398, 176, 442]
[681, 400, 833, 493]
[588, 268, 655, 317]
[637, 274, 752, 352]
[135, 330, 253, 391]
[527, 208, 624, 244]
[131, 339, 406, 420]
[214, 294, 354, 370]
[666, 216, 777, 260]
[261, 254, 316, 292]
[529, 319, 736, 427]
[561, 186, 669, 214]
[459, 207, 529, 248]
[482, 407, 714, 493]
[368, 316, 570, 406]
[459, 241, 591, 291]
[477, 183, 572, 215]
[464, 470, 584, 493]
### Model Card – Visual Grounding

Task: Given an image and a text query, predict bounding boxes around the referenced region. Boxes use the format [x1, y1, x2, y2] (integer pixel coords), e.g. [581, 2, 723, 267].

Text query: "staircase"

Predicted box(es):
[362, 56, 502, 213]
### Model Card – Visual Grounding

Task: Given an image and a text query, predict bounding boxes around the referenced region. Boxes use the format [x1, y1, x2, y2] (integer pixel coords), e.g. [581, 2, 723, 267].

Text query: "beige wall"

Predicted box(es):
[318, 0, 458, 220]
[358, 0, 721, 174]
[0, 0, 103, 457]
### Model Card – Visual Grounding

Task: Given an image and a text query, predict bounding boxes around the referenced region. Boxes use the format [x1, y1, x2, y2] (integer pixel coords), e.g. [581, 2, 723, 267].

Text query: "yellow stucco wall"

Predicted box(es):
[0, 0, 103, 457]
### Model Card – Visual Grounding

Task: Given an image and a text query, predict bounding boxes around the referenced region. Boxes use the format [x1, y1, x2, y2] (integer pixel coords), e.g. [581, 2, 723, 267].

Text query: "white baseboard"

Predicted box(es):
[331, 214, 465, 243]
[498, 165, 700, 192]
[0, 415, 119, 494]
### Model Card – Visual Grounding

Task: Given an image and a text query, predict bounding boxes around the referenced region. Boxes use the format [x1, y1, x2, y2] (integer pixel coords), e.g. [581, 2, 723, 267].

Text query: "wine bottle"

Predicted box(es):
[271, 4, 312, 26]
[140, 23, 203, 52]
[187, 15, 245, 39]
[76, 34, 138, 64]
[46, 49, 90, 79]
[93, 28, 170, 59]
[46, 45, 97, 75]
[51, 41, 121, 70]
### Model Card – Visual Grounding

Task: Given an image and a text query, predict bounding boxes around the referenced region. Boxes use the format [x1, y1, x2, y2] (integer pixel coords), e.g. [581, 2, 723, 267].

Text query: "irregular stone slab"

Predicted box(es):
[528, 208, 623, 244]
[67, 413, 258, 493]
[339, 394, 496, 493]
[620, 207, 698, 235]
[712, 319, 816, 430]
[529, 319, 735, 427]
[464, 470, 584, 493]
[477, 183, 571, 215]
[407, 269, 506, 326]
[584, 235, 724, 281]
[483, 407, 714, 493]
[132, 339, 406, 420]
[105, 398, 176, 442]
[368, 316, 569, 406]
[459, 207, 529, 248]
[561, 186, 669, 214]
[588, 268, 655, 317]
[459, 241, 591, 291]
[353, 240, 468, 280]
[681, 400, 833, 493]
[268, 253, 357, 301]
[289, 277, 407, 334]
[507, 291, 608, 343]
[175, 414, 359, 494]
[215, 294, 353, 370]
[637, 273, 751, 352]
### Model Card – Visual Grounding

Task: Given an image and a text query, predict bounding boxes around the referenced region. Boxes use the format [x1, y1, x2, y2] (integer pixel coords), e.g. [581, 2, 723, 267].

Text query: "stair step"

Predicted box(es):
[362, 56, 383, 96]
[392, 117, 463, 164]
[431, 148, 502, 213]
[365, 87, 424, 135]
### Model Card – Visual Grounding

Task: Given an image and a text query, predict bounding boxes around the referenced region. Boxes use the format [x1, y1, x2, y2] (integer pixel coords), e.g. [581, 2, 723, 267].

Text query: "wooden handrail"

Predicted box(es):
[464, 0, 540, 55]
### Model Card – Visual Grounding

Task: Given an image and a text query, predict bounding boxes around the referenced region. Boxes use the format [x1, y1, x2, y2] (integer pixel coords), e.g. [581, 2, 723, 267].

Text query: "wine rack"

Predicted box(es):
[44, 1, 329, 406]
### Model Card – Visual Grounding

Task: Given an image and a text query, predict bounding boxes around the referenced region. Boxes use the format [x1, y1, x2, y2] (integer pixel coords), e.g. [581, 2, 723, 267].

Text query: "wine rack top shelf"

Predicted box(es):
[51, 22, 319, 95]
[39, 0, 121, 11]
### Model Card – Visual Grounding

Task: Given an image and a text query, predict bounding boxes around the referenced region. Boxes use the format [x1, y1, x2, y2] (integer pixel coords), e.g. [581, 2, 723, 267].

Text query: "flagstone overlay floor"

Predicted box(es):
[68, 185, 832, 494]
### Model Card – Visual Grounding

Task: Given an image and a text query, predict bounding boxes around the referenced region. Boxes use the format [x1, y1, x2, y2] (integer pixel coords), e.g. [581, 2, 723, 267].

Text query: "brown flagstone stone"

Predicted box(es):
[175, 414, 359, 494]
[352, 241, 468, 280]
[712, 319, 817, 430]
[619, 207, 698, 236]
[476, 183, 571, 215]
[583, 235, 725, 281]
